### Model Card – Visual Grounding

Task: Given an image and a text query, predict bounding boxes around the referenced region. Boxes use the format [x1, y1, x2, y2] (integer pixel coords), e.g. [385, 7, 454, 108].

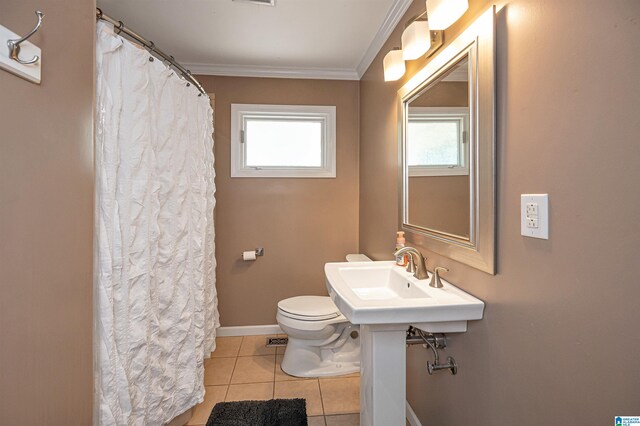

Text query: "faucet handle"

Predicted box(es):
[429, 266, 449, 288]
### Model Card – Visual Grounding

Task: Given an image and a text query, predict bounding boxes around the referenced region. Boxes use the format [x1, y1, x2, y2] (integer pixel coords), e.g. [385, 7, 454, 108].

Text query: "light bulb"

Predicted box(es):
[401, 20, 431, 60]
[383, 49, 406, 81]
[426, 0, 468, 30]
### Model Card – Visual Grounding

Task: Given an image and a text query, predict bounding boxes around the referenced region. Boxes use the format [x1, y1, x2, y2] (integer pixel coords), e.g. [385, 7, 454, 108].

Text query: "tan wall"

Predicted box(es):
[409, 81, 468, 107]
[409, 175, 470, 237]
[196, 76, 360, 326]
[360, 0, 640, 424]
[0, 0, 95, 424]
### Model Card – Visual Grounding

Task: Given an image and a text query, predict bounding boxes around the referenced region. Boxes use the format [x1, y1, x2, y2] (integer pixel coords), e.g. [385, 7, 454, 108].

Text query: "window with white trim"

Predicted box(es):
[231, 104, 336, 178]
[407, 107, 469, 176]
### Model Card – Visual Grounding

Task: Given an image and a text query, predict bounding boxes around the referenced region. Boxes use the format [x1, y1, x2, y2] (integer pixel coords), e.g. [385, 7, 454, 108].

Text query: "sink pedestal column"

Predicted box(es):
[360, 324, 407, 426]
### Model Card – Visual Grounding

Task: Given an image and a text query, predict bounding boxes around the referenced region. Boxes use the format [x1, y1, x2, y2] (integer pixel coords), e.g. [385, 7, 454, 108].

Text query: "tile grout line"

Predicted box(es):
[224, 336, 243, 401]
[317, 378, 327, 417]
[272, 347, 277, 400]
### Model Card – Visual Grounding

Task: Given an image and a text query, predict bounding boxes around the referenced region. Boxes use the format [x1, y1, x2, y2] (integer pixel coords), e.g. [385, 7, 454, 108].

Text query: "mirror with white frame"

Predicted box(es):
[398, 8, 496, 274]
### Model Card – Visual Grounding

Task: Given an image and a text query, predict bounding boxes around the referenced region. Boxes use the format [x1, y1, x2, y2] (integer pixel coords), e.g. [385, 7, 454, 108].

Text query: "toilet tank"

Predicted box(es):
[345, 254, 372, 262]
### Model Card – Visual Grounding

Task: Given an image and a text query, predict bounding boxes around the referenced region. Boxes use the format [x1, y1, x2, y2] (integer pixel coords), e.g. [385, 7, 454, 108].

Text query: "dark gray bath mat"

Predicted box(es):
[206, 398, 307, 426]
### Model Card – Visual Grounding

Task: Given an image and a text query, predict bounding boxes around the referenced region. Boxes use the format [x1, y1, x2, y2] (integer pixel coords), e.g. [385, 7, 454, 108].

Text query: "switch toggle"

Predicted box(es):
[521, 194, 548, 239]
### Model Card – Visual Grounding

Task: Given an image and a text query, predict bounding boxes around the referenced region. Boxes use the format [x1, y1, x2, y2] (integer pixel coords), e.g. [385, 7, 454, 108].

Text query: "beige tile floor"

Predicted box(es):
[186, 335, 360, 426]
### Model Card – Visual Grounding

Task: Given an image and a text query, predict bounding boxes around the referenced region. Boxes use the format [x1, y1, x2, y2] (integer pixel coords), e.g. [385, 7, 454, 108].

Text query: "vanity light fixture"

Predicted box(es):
[425, 0, 469, 30]
[401, 14, 431, 60]
[384, 0, 469, 83]
[383, 48, 406, 81]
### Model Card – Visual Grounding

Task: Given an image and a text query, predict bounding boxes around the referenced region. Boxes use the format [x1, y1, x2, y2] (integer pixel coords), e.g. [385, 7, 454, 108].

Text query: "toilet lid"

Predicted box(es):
[278, 296, 340, 321]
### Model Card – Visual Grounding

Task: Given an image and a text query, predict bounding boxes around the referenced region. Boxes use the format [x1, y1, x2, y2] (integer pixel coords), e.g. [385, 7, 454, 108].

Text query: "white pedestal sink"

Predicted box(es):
[325, 261, 485, 426]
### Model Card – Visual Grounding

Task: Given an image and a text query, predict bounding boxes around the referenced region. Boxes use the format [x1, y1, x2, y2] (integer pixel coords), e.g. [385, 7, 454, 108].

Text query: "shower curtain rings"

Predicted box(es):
[146, 41, 156, 62]
[96, 8, 208, 97]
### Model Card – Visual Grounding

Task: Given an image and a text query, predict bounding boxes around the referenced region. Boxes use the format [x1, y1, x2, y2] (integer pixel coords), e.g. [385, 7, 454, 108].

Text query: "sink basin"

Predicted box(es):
[325, 261, 484, 332]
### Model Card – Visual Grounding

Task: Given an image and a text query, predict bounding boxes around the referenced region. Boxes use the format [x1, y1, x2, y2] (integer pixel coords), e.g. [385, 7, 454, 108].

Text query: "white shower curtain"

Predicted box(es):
[95, 22, 218, 426]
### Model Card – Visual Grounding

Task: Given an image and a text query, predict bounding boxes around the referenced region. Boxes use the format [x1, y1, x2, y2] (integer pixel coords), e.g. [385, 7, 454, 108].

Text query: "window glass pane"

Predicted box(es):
[407, 120, 460, 166]
[245, 119, 322, 167]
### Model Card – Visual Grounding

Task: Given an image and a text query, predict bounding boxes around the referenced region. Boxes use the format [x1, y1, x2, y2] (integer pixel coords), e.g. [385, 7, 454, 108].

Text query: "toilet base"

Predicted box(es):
[280, 325, 361, 378]
[280, 361, 359, 378]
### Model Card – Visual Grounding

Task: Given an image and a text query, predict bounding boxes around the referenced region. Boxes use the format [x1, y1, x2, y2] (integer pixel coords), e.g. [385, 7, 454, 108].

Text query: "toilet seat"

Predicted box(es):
[277, 296, 341, 321]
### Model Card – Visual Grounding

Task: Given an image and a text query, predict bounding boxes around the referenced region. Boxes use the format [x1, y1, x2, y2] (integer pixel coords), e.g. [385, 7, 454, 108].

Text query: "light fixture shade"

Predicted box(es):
[383, 49, 406, 81]
[401, 20, 431, 60]
[426, 0, 468, 30]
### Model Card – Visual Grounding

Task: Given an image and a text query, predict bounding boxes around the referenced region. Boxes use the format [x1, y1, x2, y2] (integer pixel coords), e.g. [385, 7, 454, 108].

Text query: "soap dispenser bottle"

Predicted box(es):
[395, 231, 408, 266]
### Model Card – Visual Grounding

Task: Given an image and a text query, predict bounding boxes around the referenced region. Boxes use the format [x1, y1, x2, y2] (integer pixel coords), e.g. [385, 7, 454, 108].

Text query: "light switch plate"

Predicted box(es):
[0, 23, 42, 84]
[521, 194, 548, 239]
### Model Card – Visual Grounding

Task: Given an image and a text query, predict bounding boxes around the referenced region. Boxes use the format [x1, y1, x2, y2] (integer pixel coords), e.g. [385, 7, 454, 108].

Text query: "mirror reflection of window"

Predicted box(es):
[407, 107, 469, 176]
[409, 121, 460, 166]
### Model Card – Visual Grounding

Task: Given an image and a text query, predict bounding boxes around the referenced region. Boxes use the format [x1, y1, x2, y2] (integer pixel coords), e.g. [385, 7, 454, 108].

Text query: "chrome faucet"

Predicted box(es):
[394, 247, 429, 280]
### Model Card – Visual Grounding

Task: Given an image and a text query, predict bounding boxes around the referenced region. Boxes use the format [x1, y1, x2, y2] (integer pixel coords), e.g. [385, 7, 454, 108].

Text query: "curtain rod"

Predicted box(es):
[96, 8, 207, 97]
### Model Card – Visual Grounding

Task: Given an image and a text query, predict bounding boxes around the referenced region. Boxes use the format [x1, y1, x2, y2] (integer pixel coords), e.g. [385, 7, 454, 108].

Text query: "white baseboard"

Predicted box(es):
[217, 324, 283, 337]
[406, 401, 423, 426]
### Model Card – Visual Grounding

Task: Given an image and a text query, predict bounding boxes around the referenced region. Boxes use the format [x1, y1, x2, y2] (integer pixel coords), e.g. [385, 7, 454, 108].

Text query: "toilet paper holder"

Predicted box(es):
[241, 248, 264, 259]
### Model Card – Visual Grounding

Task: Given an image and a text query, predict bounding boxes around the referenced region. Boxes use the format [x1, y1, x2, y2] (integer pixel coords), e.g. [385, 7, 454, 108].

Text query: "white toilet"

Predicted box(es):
[276, 254, 370, 378]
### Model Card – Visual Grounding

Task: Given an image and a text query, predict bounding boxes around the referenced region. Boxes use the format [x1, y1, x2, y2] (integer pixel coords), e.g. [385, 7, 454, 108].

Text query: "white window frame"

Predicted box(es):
[407, 107, 470, 177]
[231, 104, 336, 178]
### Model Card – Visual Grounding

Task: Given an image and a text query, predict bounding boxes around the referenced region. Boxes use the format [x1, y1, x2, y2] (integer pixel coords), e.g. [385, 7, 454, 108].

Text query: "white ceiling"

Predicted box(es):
[97, 0, 413, 80]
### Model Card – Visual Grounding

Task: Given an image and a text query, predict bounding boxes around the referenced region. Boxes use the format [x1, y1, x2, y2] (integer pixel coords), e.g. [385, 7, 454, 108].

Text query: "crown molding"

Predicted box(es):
[185, 0, 411, 81]
[185, 62, 359, 80]
[356, 0, 413, 78]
